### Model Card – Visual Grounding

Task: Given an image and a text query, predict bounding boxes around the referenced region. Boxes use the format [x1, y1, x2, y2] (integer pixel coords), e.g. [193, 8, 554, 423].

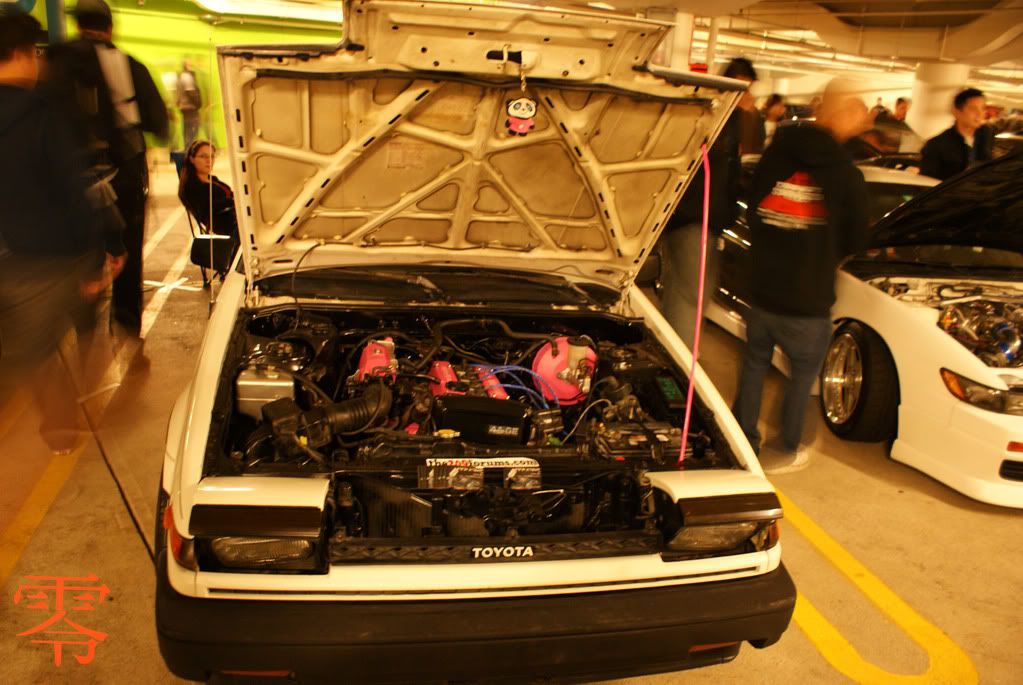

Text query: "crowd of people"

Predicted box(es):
[660, 57, 1009, 474]
[0, 2, 1011, 467]
[0, 2, 240, 456]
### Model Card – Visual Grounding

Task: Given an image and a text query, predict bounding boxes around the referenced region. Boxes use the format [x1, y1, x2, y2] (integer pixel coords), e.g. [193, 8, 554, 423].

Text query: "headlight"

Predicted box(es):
[940, 369, 1023, 416]
[210, 537, 316, 570]
[668, 522, 762, 552]
[664, 493, 782, 558]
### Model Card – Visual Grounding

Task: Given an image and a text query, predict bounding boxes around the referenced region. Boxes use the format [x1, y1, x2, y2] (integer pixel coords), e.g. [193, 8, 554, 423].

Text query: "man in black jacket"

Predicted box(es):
[920, 88, 992, 181]
[659, 57, 754, 348]
[732, 79, 871, 473]
[46, 0, 168, 353]
[0, 10, 108, 450]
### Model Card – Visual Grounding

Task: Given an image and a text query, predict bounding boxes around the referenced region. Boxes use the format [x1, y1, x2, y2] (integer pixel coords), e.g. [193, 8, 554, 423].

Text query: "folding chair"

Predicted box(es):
[184, 206, 232, 289]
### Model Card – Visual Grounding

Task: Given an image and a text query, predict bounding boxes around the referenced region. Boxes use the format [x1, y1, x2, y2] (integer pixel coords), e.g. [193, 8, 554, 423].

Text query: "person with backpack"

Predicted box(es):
[45, 0, 168, 361]
[0, 9, 111, 451]
[176, 59, 201, 149]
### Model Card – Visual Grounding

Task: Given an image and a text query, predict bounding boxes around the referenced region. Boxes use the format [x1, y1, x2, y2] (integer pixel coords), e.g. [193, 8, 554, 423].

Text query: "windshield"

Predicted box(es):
[258, 266, 619, 307]
[855, 244, 1023, 272]
[866, 182, 929, 225]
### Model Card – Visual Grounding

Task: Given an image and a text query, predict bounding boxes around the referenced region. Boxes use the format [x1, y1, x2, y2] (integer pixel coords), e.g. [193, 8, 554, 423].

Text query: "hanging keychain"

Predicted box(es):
[505, 58, 537, 137]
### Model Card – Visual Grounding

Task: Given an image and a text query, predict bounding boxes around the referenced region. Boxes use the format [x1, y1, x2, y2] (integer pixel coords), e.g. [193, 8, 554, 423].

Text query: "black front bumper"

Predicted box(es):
[156, 553, 795, 683]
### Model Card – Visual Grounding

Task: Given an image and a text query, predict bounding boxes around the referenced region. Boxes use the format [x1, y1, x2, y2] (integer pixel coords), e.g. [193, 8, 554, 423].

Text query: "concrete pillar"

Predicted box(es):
[906, 62, 971, 142]
[705, 17, 719, 68]
[647, 8, 694, 70]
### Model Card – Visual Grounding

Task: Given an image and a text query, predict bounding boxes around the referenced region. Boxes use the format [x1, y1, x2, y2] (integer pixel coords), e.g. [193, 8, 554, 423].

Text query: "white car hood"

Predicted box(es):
[217, 0, 744, 291]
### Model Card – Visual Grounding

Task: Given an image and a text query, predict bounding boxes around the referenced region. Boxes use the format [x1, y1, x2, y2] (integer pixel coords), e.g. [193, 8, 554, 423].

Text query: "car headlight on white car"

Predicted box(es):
[662, 493, 782, 559]
[940, 368, 1023, 416]
[210, 537, 316, 568]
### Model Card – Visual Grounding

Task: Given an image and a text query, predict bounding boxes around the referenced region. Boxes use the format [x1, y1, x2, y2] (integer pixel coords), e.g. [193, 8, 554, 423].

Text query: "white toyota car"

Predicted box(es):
[710, 155, 1023, 508]
[155, 1, 796, 682]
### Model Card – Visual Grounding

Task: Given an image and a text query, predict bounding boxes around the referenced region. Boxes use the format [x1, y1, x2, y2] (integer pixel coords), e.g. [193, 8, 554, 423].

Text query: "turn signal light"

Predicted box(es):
[164, 504, 198, 571]
[1008, 442, 1023, 453]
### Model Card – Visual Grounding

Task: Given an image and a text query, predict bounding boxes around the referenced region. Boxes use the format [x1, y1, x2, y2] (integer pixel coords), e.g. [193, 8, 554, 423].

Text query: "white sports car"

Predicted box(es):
[155, 1, 795, 682]
[710, 155, 1023, 508]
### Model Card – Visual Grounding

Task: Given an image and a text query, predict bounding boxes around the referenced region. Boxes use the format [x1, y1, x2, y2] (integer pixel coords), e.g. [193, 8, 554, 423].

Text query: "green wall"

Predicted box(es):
[40, 0, 340, 150]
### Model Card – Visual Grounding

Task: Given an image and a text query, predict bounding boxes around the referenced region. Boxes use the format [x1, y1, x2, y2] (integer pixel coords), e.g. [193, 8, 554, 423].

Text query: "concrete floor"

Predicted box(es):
[1, 161, 1021, 684]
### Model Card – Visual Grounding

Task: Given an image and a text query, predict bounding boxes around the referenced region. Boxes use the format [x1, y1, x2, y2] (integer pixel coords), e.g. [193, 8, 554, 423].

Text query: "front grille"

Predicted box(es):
[329, 531, 661, 564]
[999, 459, 1023, 482]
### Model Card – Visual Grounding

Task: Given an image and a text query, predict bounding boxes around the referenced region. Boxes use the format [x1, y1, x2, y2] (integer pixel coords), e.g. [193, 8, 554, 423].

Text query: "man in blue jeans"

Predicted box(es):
[733, 80, 871, 473]
[659, 57, 753, 348]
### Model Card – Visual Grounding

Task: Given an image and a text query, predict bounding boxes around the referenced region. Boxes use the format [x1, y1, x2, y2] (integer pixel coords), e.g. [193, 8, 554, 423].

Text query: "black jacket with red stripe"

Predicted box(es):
[748, 125, 870, 317]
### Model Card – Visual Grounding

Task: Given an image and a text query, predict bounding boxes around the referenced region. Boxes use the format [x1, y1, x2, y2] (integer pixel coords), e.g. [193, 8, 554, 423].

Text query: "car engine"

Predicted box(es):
[869, 278, 1023, 368]
[203, 309, 736, 554]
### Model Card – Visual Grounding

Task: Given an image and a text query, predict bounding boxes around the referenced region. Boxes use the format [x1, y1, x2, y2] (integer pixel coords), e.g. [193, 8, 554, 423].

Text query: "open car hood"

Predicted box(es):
[217, 0, 743, 293]
[870, 153, 1023, 253]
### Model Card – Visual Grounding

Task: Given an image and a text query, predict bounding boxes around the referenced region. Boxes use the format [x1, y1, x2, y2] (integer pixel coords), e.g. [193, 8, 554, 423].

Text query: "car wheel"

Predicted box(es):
[819, 321, 898, 442]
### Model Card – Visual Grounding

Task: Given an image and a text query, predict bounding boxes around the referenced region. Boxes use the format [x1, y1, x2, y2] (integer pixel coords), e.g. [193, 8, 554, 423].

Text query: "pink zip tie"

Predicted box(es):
[679, 143, 711, 467]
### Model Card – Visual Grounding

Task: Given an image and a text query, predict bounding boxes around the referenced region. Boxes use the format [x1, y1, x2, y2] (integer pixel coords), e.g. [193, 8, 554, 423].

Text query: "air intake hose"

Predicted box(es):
[322, 384, 393, 434]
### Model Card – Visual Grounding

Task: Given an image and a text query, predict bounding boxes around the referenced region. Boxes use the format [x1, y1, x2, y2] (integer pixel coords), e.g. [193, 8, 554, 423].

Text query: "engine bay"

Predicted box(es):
[200, 307, 737, 555]
[870, 278, 1023, 367]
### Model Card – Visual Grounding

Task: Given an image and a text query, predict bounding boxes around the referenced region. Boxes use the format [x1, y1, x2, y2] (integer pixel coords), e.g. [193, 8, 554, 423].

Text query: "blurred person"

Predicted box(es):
[46, 0, 168, 360]
[762, 93, 786, 145]
[732, 78, 871, 473]
[920, 87, 992, 180]
[807, 95, 822, 117]
[657, 57, 753, 348]
[0, 10, 110, 451]
[176, 59, 201, 149]
[874, 96, 916, 151]
[870, 97, 888, 120]
[734, 61, 765, 154]
[892, 96, 910, 122]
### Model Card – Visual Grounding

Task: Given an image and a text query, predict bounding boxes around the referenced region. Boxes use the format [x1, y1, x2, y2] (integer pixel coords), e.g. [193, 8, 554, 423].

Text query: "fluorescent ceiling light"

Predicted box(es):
[192, 0, 343, 24]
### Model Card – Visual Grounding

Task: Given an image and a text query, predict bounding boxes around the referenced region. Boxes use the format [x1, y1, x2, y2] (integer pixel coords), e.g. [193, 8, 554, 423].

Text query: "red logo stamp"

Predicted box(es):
[13, 574, 109, 666]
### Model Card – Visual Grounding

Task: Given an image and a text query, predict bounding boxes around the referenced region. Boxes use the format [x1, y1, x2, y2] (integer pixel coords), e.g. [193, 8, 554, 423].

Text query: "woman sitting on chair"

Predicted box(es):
[178, 139, 238, 239]
[178, 140, 239, 281]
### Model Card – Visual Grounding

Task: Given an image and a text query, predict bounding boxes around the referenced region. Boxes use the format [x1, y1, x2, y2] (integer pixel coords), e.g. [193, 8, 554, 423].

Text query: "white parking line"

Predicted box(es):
[140, 247, 192, 340]
[144, 207, 185, 261]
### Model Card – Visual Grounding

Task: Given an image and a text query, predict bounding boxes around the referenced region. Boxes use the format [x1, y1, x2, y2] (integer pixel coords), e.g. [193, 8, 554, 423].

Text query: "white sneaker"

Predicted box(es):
[759, 445, 811, 475]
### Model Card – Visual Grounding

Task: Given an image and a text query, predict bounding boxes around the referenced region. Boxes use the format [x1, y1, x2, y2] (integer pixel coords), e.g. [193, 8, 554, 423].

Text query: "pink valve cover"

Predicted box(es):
[357, 338, 397, 381]
[531, 336, 596, 406]
[428, 361, 464, 396]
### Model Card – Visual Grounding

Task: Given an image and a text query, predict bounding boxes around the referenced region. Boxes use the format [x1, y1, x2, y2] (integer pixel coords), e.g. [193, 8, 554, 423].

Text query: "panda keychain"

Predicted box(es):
[505, 62, 537, 137]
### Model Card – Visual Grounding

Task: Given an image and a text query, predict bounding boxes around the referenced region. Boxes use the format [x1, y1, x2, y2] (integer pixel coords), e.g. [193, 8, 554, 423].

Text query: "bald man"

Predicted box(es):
[732, 80, 871, 473]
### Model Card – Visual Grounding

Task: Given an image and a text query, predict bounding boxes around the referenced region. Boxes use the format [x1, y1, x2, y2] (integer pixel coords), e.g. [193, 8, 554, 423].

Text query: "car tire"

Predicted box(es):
[819, 321, 898, 442]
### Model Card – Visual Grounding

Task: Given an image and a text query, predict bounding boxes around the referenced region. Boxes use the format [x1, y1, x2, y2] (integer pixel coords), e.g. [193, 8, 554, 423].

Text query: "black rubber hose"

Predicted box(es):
[414, 318, 553, 371]
[321, 384, 393, 434]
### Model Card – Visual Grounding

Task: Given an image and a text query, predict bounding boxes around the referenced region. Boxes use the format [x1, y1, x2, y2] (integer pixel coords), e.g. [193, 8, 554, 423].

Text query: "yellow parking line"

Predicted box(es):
[778, 490, 977, 683]
[0, 445, 85, 586]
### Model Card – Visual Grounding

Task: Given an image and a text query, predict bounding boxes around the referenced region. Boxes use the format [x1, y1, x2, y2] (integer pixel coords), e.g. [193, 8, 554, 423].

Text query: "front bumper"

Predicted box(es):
[895, 401, 1023, 508]
[156, 552, 796, 683]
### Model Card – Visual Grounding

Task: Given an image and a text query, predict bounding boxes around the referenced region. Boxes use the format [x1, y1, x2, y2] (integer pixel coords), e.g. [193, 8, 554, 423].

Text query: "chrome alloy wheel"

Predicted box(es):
[822, 332, 864, 425]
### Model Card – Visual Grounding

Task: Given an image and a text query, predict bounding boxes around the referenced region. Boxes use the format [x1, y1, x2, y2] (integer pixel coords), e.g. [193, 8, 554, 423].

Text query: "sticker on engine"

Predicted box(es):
[424, 457, 540, 469]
